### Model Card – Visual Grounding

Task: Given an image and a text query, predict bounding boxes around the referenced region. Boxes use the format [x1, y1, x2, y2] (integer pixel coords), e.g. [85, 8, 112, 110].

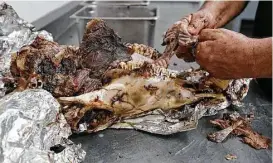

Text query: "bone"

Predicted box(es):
[126, 43, 161, 59]
[58, 89, 108, 104]
[131, 53, 154, 63]
[207, 119, 243, 143]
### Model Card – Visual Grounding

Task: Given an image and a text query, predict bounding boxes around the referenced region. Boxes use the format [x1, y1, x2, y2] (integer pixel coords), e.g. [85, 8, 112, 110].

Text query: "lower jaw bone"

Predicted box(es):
[58, 70, 225, 133]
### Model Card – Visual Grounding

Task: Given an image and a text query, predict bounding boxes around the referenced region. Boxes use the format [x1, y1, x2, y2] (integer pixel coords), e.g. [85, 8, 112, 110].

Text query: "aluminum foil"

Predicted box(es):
[0, 2, 53, 97]
[0, 89, 86, 163]
[110, 71, 252, 135]
[0, 2, 86, 162]
[0, 2, 253, 159]
[226, 78, 252, 106]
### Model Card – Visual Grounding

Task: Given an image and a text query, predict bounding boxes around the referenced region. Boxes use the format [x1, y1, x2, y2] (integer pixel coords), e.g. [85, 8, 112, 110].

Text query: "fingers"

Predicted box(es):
[198, 29, 218, 42]
[195, 41, 214, 65]
[195, 41, 218, 77]
[187, 11, 214, 35]
[198, 29, 224, 42]
[176, 49, 195, 62]
[175, 43, 188, 54]
[187, 13, 206, 35]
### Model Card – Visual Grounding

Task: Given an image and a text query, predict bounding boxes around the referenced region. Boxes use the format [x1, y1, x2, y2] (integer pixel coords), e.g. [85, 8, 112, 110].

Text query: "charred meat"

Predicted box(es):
[10, 19, 159, 97]
[9, 19, 251, 135]
[208, 112, 271, 149]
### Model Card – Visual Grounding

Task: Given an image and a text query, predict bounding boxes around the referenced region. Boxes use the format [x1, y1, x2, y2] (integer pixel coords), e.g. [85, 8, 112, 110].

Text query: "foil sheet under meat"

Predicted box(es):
[0, 2, 86, 162]
[0, 2, 253, 162]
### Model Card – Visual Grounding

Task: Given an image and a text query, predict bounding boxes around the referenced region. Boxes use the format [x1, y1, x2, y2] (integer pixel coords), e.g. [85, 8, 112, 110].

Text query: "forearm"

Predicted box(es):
[251, 37, 272, 78]
[200, 1, 248, 28]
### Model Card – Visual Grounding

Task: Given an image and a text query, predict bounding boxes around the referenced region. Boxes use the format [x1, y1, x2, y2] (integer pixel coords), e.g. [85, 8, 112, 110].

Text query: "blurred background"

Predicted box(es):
[6, 0, 259, 69]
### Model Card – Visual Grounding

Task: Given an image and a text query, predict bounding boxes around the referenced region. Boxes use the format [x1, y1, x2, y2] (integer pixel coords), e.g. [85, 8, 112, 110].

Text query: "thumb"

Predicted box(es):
[198, 29, 219, 42]
[187, 13, 207, 35]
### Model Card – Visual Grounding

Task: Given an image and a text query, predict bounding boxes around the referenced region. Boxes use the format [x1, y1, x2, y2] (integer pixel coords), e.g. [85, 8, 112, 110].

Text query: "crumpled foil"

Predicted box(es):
[0, 1, 253, 155]
[0, 2, 86, 162]
[0, 2, 53, 98]
[110, 73, 252, 135]
[226, 78, 252, 106]
[0, 89, 86, 162]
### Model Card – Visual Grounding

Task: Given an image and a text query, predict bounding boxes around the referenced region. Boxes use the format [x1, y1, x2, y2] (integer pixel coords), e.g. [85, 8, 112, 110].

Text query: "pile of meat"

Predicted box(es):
[7, 18, 256, 138]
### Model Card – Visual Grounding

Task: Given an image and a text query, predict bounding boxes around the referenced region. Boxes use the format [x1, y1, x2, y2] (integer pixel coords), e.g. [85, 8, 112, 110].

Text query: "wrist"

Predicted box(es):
[246, 38, 258, 78]
[249, 38, 272, 78]
[198, 1, 247, 29]
[197, 7, 218, 28]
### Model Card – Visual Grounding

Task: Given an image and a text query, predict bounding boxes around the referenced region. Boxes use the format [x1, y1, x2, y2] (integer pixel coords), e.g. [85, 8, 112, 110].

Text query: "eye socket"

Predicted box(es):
[31, 83, 37, 88]
[37, 81, 43, 87]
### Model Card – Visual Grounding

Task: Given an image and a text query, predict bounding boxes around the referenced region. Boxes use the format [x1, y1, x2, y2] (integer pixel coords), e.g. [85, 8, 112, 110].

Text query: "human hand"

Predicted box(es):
[153, 15, 193, 68]
[155, 9, 217, 67]
[195, 28, 255, 79]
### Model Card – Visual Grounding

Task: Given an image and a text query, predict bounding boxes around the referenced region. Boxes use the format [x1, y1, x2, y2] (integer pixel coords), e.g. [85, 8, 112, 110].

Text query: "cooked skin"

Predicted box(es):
[208, 112, 271, 149]
[9, 19, 251, 135]
[58, 65, 226, 133]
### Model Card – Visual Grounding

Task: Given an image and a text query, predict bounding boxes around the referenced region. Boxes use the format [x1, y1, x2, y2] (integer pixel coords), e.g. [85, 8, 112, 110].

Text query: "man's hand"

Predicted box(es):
[195, 28, 256, 79]
[154, 1, 248, 68]
[154, 15, 194, 68]
[175, 10, 216, 60]
[154, 10, 216, 68]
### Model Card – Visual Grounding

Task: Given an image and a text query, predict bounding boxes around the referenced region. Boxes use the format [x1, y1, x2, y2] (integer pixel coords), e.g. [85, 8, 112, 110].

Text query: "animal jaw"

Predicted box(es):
[58, 59, 229, 133]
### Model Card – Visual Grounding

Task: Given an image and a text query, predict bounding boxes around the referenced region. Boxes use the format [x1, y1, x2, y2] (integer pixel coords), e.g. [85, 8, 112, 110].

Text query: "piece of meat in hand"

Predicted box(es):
[154, 16, 199, 68]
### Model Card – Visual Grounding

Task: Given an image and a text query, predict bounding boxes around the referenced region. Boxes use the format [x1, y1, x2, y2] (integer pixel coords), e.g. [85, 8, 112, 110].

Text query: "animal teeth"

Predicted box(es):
[119, 62, 126, 69]
[128, 61, 133, 70]
[170, 73, 177, 78]
[118, 60, 146, 71]
[126, 43, 160, 59]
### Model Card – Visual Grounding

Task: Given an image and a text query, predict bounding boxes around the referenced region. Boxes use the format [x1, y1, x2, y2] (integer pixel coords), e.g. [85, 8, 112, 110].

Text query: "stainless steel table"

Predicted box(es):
[71, 80, 272, 163]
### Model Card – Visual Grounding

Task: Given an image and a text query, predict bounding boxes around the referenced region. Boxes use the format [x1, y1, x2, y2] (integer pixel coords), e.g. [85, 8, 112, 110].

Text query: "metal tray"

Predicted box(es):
[80, 0, 150, 6]
[70, 5, 158, 46]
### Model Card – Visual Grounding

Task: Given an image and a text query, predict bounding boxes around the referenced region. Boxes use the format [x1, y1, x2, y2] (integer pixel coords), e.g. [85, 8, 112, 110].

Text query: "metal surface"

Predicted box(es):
[80, 0, 150, 6]
[70, 5, 158, 46]
[71, 80, 272, 163]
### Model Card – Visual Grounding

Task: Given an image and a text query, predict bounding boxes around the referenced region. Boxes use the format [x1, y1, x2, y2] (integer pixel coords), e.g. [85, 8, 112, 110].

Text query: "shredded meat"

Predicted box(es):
[8, 18, 252, 135]
[10, 19, 159, 97]
[10, 37, 101, 97]
[208, 112, 271, 149]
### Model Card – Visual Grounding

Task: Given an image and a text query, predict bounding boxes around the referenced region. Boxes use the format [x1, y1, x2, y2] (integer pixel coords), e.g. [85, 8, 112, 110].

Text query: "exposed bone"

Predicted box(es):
[126, 43, 161, 60]
[9, 18, 252, 135]
[208, 112, 271, 149]
[225, 154, 237, 160]
[207, 119, 243, 143]
[58, 70, 225, 132]
[131, 53, 154, 63]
